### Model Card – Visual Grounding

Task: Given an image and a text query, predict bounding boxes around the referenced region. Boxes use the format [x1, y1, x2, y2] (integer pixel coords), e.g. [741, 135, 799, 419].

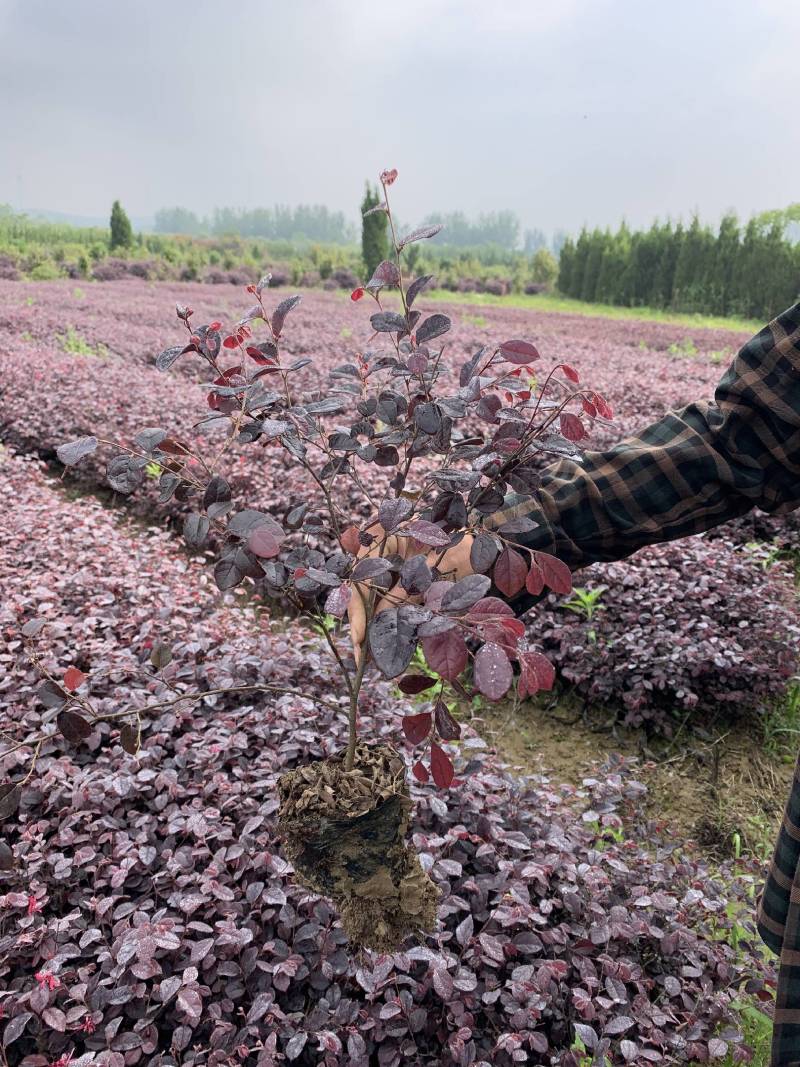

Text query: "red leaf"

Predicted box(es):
[430, 743, 454, 788]
[434, 698, 461, 740]
[478, 621, 522, 657]
[422, 630, 468, 681]
[412, 760, 429, 784]
[560, 363, 580, 383]
[466, 596, 515, 621]
[402, 520, 451, 548]
[208, 320, 222, 331]
[526, 562, 545, 597]
[380, 168, 398, 186]
[324, 584, 351, 619]
[473, 642, 513, 701]
[402, 712, 432, 745]
[63, 666, 87, 692]
[350, 287, 365, 302]
[581, 397, 598, 418]
[340, 526, 361, 555]
[222, 335, 240, 350]
[535, 552, 572, 595]
[493, 547, 528, 598]
[559, 412, 587, 442]
[519, 651, 556, 698]
[248, 527, 282, 558]
[398, 675, 437, 695]
[593, 392, 614, 419]
[499, 339, 540, 364]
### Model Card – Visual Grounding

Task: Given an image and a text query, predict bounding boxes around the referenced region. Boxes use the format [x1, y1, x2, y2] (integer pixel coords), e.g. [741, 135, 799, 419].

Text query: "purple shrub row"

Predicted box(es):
[530, 537, 800, 731]
[1, 282, 796, 735]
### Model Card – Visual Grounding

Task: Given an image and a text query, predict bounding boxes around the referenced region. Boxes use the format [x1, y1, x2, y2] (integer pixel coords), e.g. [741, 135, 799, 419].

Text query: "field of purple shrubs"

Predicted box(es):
[1, 278, 796, 1065]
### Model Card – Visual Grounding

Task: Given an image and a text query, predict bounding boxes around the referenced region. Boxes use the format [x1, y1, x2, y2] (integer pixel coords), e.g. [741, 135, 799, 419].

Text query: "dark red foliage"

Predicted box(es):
[530, 537, 800, 731]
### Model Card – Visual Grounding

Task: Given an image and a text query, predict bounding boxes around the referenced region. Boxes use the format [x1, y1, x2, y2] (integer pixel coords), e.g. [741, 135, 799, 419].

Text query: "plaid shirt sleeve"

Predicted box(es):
[490, 303, 800, 1064]
[489, 300, 800, 580]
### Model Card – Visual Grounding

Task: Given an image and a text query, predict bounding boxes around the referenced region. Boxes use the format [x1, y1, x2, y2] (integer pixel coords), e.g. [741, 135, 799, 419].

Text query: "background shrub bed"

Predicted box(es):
[0, 452, 774, 1065]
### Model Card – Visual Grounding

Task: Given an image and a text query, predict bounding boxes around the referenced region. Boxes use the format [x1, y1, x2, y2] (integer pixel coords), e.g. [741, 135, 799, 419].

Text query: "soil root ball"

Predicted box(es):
[277, 742, 438, 952]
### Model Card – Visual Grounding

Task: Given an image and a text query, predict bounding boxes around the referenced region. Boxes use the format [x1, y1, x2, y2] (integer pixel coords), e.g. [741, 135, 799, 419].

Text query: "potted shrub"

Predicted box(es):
[42, 170, 611, 951]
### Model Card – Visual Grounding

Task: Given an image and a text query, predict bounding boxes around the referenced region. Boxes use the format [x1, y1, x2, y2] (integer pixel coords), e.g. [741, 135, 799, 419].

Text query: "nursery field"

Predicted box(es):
[2, 279, 799, 1066]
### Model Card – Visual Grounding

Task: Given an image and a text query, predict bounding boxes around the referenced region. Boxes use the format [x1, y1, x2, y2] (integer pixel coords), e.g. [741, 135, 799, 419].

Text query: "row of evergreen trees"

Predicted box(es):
[557, 214, 800, 320]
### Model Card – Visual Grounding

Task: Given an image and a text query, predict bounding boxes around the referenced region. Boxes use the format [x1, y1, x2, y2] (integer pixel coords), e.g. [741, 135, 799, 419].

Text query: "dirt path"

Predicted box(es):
[471, 694, 794, 863]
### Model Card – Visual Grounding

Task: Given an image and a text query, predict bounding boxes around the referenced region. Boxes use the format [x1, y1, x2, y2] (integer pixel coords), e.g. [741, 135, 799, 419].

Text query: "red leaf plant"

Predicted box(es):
[35, 172, 610, 951]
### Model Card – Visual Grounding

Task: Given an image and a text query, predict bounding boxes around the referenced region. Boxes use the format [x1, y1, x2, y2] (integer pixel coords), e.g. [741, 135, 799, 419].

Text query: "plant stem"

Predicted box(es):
[345, 648, 369, 772]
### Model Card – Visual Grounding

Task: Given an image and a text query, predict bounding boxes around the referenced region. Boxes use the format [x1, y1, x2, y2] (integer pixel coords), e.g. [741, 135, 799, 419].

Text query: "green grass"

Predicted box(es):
[460, 312, 489, 327]
[420, 289, 762, 333]
[58, 326, 107, 358]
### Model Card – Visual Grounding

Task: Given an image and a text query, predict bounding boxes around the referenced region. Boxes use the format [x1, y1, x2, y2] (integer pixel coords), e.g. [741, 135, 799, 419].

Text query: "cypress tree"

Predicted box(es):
[713, 212, 741, 315]
[109, 200, 133, 250]
[557, 237, 575, 294]
[569, 229, 591, 299]
[361, 183, 389, 280]
[580, 229, 605, 302]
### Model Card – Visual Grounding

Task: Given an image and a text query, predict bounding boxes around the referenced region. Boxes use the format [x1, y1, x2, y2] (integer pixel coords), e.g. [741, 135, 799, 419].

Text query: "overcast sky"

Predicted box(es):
[1, 0, 798, 236]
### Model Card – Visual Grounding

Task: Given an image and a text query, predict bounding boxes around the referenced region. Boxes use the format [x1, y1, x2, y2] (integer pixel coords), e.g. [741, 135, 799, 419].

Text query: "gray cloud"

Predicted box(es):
[1, 0, 798, 235]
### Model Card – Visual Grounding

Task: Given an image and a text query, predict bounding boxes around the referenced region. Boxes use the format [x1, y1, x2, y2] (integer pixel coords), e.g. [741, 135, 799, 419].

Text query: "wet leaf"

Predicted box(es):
[57, 435, 97, 466]
[415, 314, 451, 345]
[366, 260, 401, 290]
[63, 666, 87, 691]
[493, 547, 528, 597]
[430, 743, 454, 788]
[0, 783, 20, 821]
[368, 606, 418, 678]
[422, 629, 468, 681]
[183, 513, 210, 549]
[400, 520, 450, 548]
[271, 294, 301, 337]
[402, 711, 432, 744]
[474, 643, 513, 701]
[434, 698, 461, 740]
[499, 339, 540, 364]
[57, 709, 92, 743]
[406, 274, 433, 307]
[441, 574, 491, 613]
[370, 311, 407, 333]
[398, 675, 437, 695]
[325, 583, 351, 618]
[398, 224, 443, 249]
[378, 496, 412, 532]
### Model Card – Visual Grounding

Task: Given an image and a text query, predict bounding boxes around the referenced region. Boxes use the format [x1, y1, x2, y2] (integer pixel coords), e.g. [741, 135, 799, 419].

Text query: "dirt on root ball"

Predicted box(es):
[277, 741, 439, 953]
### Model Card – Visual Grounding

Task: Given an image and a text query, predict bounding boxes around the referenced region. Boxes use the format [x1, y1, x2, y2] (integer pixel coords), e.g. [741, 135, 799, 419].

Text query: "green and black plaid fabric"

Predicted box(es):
[491, 302, 800, 1065]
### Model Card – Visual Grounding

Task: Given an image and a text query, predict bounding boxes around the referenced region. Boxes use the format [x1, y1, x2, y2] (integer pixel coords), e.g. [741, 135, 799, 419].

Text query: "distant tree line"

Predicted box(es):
[557, 206, 800, 320]
[156, 201, 564, 255]
[154, 205, 357, 244]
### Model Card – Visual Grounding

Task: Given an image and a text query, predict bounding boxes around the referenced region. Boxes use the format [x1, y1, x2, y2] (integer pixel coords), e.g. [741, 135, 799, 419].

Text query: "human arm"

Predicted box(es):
[490, 300, 800, 609]
[350, 302, 800, 649]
